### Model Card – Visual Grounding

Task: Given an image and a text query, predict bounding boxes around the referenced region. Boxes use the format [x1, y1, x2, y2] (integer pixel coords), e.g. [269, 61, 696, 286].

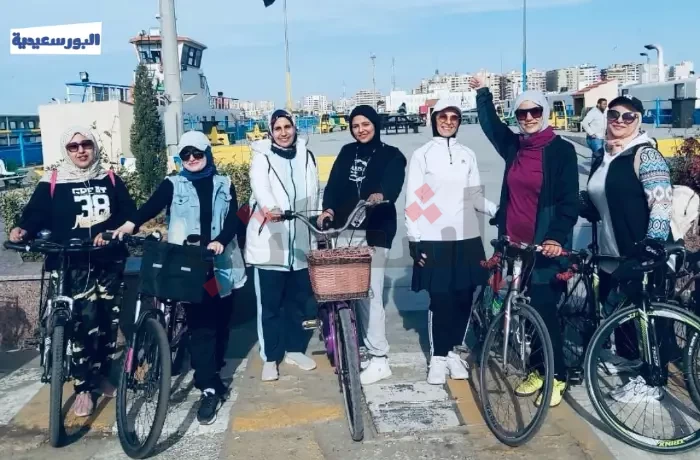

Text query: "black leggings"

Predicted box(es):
[429, 286, 477, 357]
[529, 282, 567, 381]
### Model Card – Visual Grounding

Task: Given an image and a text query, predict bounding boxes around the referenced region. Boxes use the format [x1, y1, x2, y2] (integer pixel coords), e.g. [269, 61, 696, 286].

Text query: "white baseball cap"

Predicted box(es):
[177, 130, 211, 153]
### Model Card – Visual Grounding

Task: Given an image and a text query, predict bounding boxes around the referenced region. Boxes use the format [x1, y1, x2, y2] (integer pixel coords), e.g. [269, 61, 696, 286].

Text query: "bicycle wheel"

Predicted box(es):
[116, 317, 172, 459]
[585, 303, 700, 453]
[558, 273, 596, 372]
[479, 301, 554, 446]
[49, 325, 65, 448]
[336, 306, 364, 441]
[170, 304, 189, 376]
[687, 328, 700, 418]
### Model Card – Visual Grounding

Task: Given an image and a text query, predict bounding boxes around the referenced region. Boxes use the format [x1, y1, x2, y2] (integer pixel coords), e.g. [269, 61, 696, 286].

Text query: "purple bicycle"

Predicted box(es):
[275, 199, 387, 441]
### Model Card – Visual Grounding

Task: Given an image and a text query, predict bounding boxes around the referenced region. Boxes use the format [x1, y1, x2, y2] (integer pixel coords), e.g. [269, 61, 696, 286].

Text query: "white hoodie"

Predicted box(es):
[245, 138, 319, 270]
[405, 101, 497, 242]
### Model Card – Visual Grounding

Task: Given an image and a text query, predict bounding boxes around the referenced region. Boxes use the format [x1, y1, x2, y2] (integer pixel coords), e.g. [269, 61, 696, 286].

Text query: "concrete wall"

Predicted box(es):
[38, 101, 134, 166]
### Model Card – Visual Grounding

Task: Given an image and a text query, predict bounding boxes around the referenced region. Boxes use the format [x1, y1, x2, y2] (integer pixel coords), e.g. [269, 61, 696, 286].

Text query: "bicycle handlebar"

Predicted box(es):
[272, 199, 390, 237]
[4, 238, 115, 254]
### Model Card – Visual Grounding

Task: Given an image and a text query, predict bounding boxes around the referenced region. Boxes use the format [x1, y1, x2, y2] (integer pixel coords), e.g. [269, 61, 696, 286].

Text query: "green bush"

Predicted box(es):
[217, 161, 251, 206]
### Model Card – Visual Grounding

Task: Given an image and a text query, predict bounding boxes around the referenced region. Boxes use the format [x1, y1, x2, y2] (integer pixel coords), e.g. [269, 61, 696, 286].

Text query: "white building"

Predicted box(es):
[603, 63, 643, 85]
[236, 100, 274, 119]
[302, 95, 328, 115]
[546, 65, 600, 92]
[670, 61, 695, 80]
[354, 89, 382, 107]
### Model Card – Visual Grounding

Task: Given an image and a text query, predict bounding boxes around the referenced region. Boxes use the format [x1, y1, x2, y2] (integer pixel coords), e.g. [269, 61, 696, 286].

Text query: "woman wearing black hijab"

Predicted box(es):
[317, 105, 407, 385]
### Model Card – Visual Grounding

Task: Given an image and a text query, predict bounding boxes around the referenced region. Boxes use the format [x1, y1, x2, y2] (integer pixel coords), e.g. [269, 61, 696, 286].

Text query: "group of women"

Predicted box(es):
[8, 77, 672, 425]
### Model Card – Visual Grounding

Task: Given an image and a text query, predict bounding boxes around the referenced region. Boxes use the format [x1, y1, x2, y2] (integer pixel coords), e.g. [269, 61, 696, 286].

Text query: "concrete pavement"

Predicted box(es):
[0, 125, 697, 459]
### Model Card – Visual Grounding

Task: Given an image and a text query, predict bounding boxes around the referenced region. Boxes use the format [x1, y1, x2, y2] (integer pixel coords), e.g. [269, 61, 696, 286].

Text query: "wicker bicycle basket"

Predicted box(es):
[307, 247, 373, 302]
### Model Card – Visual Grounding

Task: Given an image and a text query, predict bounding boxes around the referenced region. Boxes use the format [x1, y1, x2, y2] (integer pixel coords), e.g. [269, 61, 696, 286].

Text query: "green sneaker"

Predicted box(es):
[535, 379, 567, 407]
[515, 371, 544, 397]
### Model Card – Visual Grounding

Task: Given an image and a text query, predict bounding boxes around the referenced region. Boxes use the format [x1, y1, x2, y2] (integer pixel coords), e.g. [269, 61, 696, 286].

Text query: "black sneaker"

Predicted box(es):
[197, 389, 223, 425]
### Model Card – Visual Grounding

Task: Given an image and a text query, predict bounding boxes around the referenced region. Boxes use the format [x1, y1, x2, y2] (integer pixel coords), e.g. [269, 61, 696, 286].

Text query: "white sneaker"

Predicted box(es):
[427, 356, 448, 385]
[360, 356, 392, 385]
[609, 375, 664, 404]
[262, 362, 279, 381]
[284, 352, 317, 371]
[600, 350, 643, 375]
[447, 351, 469, 380]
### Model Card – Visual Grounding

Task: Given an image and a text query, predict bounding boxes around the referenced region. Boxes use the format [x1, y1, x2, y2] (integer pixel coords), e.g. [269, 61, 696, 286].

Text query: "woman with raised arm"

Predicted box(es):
[10, 126, 136, 417]
[471, 77, 579, 407]
[244, 110, 320, 383]
[405, 99, 497, 385]
[113, 130, 246, 425]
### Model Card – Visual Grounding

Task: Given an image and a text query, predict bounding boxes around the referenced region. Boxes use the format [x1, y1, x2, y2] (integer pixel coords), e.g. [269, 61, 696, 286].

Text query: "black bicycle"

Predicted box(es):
[3, 231, 122, 447]
[477, 235, 560, 446]
[582, 239, 700, 453]
[106, 231, 214, 459]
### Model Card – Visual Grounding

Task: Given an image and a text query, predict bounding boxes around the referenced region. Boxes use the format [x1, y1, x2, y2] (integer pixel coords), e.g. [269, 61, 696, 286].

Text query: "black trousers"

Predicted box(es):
[255, 268, 314, 363]
[599, 271, 674, 384]
[184, 291, 233, 395]
[529, 282, 567, 381]
[429, 287, 476, 357]
[50, 261, 124, 394]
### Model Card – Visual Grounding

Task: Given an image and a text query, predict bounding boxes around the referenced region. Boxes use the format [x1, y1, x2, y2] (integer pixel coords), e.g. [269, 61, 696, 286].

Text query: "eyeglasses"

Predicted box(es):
[179, 147, 205, 161]
[66, 140, 95, 153]
[437, 113, 460, 123]
[606, 109, 639, 124]
[515, 107, 544, 121]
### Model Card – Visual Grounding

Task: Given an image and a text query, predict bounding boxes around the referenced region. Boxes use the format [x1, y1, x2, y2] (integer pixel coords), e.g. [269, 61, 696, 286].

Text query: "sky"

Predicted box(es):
[2, 0, 699, 114]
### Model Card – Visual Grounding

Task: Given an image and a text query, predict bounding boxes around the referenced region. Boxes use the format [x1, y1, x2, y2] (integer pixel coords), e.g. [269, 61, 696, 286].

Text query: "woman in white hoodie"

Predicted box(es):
[405, 99, 497, 385]
[245, 110, 320, 382]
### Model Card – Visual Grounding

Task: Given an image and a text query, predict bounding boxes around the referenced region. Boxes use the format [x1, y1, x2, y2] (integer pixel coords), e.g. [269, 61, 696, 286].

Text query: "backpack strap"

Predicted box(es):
[50, 169, 57, 198]
[108, 169, 116, 186]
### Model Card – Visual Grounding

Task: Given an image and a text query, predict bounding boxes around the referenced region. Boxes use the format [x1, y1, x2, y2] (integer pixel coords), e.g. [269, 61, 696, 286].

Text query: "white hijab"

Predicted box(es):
[514, 90, 551, 134]
[41, 126, 107, 184]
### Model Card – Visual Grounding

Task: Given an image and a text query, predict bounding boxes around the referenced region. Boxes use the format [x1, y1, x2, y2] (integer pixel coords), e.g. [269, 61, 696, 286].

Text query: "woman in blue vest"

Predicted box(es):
[245, 109, 319, 382]
[113, 130, 246, 425]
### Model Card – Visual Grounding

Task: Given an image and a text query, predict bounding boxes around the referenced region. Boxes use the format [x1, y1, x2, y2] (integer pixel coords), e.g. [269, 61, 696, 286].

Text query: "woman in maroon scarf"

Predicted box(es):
[471, 78, 579, 408]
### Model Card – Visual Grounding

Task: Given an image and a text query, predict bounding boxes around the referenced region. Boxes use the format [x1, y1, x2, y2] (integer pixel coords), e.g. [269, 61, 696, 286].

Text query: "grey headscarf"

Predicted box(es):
[40, 126, 107, 184]
[514, 90, 551, 134]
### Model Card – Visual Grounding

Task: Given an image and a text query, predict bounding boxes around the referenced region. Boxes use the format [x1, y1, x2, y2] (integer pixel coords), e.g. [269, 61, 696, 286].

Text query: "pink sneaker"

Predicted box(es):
[72, 392, 94, 417]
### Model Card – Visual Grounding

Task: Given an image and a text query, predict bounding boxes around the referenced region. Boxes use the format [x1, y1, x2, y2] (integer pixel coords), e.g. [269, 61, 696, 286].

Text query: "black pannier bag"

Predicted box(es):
[139, 240, 211, 304]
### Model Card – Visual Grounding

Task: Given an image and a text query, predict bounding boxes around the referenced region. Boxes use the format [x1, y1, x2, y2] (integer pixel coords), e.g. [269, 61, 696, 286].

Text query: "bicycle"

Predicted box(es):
[104, 231, 215, 459]
[3, 231, 123, 448]
[271, 199, 388, 442]
[583, 238, 700, 453]
[477, 235, 565, 446]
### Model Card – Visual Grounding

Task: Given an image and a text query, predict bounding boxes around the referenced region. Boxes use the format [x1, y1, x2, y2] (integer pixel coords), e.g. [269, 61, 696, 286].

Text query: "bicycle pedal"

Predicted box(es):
[302, 319, 319, 330]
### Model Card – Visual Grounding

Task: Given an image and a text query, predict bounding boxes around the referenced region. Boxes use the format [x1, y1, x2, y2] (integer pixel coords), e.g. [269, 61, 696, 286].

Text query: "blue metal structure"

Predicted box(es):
[0, 115, 43, 167]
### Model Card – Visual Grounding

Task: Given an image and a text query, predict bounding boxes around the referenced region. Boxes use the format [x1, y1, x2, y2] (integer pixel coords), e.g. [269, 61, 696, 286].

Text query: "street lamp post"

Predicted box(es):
[644, 44, 665, 83]
[370, 53, 377, 110]
[159, 0, 184, 158]
[283, 0, 292, 111]
[522, 0, 527, 93]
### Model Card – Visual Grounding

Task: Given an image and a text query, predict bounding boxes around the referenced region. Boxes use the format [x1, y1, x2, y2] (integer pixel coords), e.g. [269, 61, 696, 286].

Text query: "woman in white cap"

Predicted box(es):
[472, 77, 579, 408]
[406, 99, 497, 385]
[245, 109, 320, 382]
[113, 130, 246, 425]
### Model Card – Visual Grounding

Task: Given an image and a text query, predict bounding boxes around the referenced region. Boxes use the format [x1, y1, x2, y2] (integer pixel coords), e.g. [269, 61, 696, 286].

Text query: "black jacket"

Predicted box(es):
[475, 88, 579, 283]
[322, 142, 407, 248]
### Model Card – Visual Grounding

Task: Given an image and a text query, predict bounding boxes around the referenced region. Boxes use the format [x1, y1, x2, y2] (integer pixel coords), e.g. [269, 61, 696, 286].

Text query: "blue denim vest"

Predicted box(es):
[166, 175, 247, 298]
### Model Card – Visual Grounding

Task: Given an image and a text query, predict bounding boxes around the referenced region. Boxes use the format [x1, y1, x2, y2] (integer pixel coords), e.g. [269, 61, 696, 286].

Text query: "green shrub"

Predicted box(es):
[217, 161, 251, 206]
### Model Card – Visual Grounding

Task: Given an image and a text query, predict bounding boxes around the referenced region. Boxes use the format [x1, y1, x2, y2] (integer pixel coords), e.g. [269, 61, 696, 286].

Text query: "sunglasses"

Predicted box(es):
[515, 107, 544, 121]
[66, 140, 95, 153]
[437, 113, 460, 123]
[606, 109, 639, 124]
[179, 147, 205, 161]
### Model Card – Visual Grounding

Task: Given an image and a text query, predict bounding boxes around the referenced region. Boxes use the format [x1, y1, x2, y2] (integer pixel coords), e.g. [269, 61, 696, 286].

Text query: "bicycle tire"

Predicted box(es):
[49, 325, 65, 448]
[585, 303, 700, 453]
[479, 301, 555, 446]
[558, 273, 596, 371]
[687, 328, 700, 417]
[337, 306, 364, 441]
[116, 317, 172, 459]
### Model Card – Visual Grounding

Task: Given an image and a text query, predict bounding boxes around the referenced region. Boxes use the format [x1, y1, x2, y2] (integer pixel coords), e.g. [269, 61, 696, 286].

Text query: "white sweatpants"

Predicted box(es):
[335, 231, 390, 357]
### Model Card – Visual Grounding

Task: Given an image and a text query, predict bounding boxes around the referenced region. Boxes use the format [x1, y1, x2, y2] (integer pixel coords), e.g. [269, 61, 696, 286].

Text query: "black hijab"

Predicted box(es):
[349, 105, 382, 155]
[269, 109, 297, 159]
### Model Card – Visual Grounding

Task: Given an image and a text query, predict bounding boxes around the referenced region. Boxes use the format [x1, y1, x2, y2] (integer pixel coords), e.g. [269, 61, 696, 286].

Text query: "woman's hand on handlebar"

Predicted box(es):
[93, 232, 111, 246]
[317, 209, 334, 229]
[367, 193, 384, 203]
[207, 241, 224, 255]
[541, 239, 563, 258]
[9, 227, 27, 243]
[265, 208, 283, 223]
[111, 221, 136, 241]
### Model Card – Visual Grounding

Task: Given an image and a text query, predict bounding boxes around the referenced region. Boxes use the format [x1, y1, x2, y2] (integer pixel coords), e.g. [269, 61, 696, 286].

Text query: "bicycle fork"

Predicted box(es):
[502, 259, 523, 373]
